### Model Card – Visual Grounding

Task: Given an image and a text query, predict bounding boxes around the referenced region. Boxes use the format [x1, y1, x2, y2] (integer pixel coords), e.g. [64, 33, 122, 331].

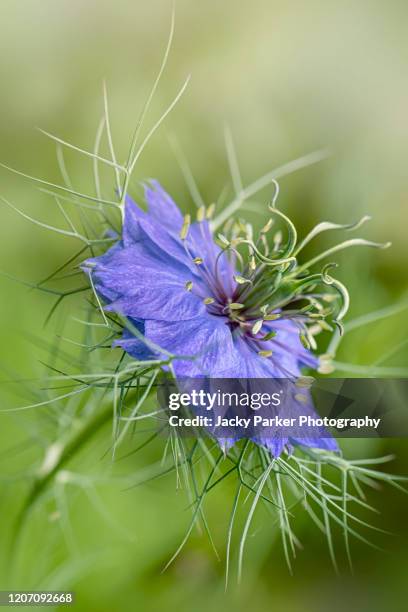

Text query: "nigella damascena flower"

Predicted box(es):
[82, 180, 337, 456]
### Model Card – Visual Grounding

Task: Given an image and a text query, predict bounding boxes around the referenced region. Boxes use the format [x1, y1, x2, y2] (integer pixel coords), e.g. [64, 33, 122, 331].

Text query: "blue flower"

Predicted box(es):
[83, 180, 338, 455]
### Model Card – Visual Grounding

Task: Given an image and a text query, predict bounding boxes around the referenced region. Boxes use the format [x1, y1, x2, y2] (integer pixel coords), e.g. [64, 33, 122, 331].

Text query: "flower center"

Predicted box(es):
[180, 202, 347, 358]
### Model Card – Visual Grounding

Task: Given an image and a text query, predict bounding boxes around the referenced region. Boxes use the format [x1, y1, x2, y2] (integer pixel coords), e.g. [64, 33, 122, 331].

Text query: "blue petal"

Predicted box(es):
[122, 192, 236, 293]
[137, 216, 195, 269]
[113, 319, 155, 360]
[144, 180, 184, 230]
[88, 243, 205, 321]
[122, 196, 201, 275]
[225, 336, 289, 378]
[252, 434, 288, 458]
[106, 287, 203, 322]
[122, 195, 146, 246]
[291, 433, 339, 452]
[123, 182, 184, 242]
[144, 315, 240, 377]
[269, 319, 318, 369]
[283, 394, 339, 452]
[187, 221, 236, 295]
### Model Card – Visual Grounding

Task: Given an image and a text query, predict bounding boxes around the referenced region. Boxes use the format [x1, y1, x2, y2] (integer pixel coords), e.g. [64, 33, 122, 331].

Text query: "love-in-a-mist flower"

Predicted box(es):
[83, 181, 341, 455]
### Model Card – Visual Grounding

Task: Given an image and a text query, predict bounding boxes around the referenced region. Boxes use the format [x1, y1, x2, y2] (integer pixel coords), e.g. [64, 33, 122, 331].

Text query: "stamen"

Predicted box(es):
[232, 222, 241, 236]
[223, 218, 235, 234]
[234, 275, 251, 285]
[318, 354, 335, 374]
[308, 332, 317, 350]
[180, 214, 191, 240]
[237, 219, 248, 234]
[252, 320, 263, 335]
[299, 333, 310, 349]
[262, 330, 277, 341]
[300, 329, 317, 350]
[245, 223, 253, 241]
[273, 230, 282, 250]
[261, 218, 274, 234]
[308, 323, 323, 336]
[317, 319, 333, 331]
[322, 293, 337, 303]
[185, 280, 193, 291]
[258, 350, 273, 358]
[294, 393, 308, 404]
[203, 297, 215, 305]
[197, 206, 206, 222]
[206, 203, 216, 219]
[261, 234, 269, 256]
[264, 313, 280, 321]
[295, 375, 315, 388]
[229, 303, 245, 310]
[217, 233, 230, 247]
[193, 257, 203, 265]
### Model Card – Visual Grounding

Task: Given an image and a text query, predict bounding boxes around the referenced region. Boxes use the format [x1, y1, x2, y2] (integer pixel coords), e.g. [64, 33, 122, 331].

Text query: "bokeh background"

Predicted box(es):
[0, 1, 408, 610]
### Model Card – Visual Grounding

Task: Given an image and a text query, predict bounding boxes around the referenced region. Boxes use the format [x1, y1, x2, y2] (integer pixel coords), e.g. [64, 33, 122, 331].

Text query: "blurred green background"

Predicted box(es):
[1, 0, 408, 610]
